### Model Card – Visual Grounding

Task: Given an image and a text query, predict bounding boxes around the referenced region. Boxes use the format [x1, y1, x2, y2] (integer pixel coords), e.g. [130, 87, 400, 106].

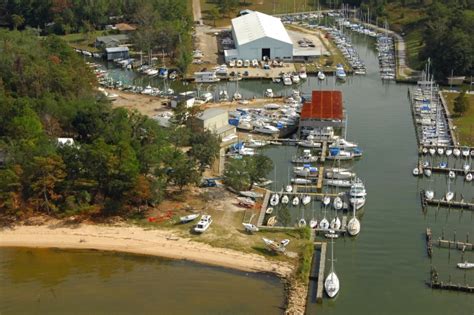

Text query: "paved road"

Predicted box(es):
[192, 0, 203, 25]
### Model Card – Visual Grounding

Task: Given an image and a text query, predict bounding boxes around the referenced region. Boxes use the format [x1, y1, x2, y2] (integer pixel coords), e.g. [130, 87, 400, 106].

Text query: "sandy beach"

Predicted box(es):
[0, 223, 293, 278]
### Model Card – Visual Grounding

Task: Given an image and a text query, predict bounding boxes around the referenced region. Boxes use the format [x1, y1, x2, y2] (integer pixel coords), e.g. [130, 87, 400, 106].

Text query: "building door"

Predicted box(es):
[262, 48, 270, 60]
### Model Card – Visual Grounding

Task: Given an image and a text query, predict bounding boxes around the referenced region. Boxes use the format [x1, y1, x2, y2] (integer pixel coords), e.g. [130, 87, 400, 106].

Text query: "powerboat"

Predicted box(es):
[242, 223, 259, 233]
[325, 179, 352, 188]
[292, 150, 318, 163]
[325, 168, 355, 180]
[194, 215, 212, 233]
[329, 138, 358, 150]
[457, 261, 474, 269]
[349, 178, 367, 210]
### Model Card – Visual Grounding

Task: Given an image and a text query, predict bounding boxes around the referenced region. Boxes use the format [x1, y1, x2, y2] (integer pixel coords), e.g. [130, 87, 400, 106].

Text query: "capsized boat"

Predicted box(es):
[180, 213, 200, 223]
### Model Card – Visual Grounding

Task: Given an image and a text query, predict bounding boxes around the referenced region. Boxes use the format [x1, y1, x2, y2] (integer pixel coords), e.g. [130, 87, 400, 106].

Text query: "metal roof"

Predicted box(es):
[198, 108, 227, 121]
[301, 91, 343, 120]
[105, 46, 129, 53]
[231, 11, 292, 46]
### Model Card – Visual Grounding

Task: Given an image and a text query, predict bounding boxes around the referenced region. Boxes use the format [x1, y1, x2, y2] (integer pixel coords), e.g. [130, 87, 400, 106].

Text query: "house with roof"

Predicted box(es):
[224, 11, 293, 62]
[298, 90, 345, 136]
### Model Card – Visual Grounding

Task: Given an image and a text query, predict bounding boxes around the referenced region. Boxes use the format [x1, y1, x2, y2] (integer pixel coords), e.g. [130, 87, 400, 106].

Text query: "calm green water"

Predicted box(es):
[0, 247, 284, 314]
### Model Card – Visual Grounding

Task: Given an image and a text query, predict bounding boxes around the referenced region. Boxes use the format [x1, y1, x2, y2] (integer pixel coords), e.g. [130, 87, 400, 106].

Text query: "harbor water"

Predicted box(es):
[2, 33, 472, 314]
[0, 247, 285, 314]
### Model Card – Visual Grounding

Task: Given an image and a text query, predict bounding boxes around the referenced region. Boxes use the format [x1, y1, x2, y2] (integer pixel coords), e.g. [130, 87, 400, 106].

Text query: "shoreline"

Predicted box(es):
[0, 223, 293, 277]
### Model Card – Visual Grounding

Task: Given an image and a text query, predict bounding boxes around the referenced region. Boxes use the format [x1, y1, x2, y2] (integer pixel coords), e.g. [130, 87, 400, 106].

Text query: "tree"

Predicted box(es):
[247, 155, 274, 190]
[208, 7, 220, 26]
[189, 130, 220, 172]
[29, 155, 66, 214]
[0, 165, 23, 214]
[453, 89, 469, 115]
[167, 152, 201, 191]
[11, 14, 25, 30]
[224, 155, 273, 190]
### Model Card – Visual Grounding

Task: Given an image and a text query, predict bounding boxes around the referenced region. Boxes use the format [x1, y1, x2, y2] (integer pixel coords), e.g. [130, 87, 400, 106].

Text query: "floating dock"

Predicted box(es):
[309, 242, 326, 303]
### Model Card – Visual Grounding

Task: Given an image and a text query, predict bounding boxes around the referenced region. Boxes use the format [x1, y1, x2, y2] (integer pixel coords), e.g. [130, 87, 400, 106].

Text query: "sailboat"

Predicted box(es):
[324, 238, 340, 298]
[302, 195, 311, 205]
[347, 207, 360, 236]
[281, 194, 289, 204]
[309, 202, 318, 229]
[319, 199, 330, 230]
[445, 178, 454, 202]
[292, 195, 300, 206]
[270, 193, 280, 206]
[333, 196, 343, 210]
[233, 79, 242, 101]
[298, 206, 307, 227]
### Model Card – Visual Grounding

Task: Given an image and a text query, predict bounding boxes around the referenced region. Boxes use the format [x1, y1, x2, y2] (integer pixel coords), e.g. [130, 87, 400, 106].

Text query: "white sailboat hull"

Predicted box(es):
[347, 217, 360, 236]
[324, 272, 340, 298]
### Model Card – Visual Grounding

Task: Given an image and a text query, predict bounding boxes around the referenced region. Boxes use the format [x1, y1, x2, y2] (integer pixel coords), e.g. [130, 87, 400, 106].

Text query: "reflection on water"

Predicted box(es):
[0, 248, 284, 315]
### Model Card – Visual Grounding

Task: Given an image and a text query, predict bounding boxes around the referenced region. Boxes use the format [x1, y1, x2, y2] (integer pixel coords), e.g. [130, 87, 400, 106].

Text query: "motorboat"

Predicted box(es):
[325, 168, 355, 180]
[291, 178, 315, 185]
[246, 138, 267, 148]
[445, 149, 452, 156]
[180, 213, 200, 223]
[439, 162, 448, 169]
[292, 150, 318, 163]
[429, 148, 436, 155]
[298, 139, 322, 148]
[255, 124, 280, 134]
[325, 238, 340, 298]
[293, 166, 318, 177]
[457, 261, 474, 269]
[437, 147, 444, 155]
[317, 71, 326, 80]
[453, 148, 461, 157]
[322, 196, 331, 206]
[326, 149, 353, 160]
[349, 178, 367, 210]
[291, 73, 300, 84]
[448, 170, 456, 179]
[281, 195, 289, 204]
[310, 219, 318, 229]
[282, 74, 292, 86]
[242, 223, 259, 233]
[285, 185, 293, 192]
[445, 190, 454, 202]
[424, 168, 432, 177]
[194, 215, 212, 233]
[333, 196, 343, 210]
[270, 193, 280, 206]
[292, 196, 300, 206]
[329, 138, 358, 150]
[264, 88, 274, 98]
[463, 163, 471, 173]
[325, 179, 352, 188]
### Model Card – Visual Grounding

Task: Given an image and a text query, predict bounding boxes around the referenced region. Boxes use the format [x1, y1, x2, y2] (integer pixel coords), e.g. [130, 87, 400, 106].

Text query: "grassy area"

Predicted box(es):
[128, 187, 309, 265]
[200, 0, 318, 27]
[60, 30, 108, 52]
[383, 2, 427, 70]
[443, 91, 474, 146]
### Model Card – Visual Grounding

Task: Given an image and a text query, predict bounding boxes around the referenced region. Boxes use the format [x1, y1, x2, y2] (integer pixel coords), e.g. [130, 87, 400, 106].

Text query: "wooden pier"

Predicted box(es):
[257, 190, 270, 227]
[437, 239, 473, 251]
[426, 228, 433, 257]
[420, 191, 474, 210]
[314, 216, 348, 235]
[320, 142, 328, 162]
[426, 267, 474, 293]
[418, 144, 474, 155]
[308, 242, 327, 303]
[422, 166, 471, 175]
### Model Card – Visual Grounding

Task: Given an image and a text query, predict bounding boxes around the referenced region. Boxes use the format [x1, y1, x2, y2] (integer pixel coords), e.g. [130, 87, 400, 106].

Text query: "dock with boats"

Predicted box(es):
[420, 190, 474, 211]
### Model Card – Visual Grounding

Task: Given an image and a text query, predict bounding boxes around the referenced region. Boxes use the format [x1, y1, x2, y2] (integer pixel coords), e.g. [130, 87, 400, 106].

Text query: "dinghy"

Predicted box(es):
[412, 168, 420, 176]
[266, 207, 274, 214]
[242, 223, 259, 233]
[457, 261, 474, 269]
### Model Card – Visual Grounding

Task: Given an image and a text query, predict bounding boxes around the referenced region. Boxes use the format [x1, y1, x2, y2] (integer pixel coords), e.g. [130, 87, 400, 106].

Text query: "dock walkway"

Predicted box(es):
[309, 242, 327, 303]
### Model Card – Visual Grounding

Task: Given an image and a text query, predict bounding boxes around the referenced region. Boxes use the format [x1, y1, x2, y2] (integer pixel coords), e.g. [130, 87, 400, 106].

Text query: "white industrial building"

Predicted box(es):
[224, 11, 293, 62]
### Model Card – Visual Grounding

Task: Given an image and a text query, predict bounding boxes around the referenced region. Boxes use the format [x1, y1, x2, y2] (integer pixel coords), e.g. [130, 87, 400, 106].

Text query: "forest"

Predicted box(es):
[0, 30, 219, 218]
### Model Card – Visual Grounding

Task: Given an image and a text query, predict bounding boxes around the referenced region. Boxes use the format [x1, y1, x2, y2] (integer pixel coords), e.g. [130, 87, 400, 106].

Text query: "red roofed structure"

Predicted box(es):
[301, 90, 343, 120]
[298, 90, 345, 136]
